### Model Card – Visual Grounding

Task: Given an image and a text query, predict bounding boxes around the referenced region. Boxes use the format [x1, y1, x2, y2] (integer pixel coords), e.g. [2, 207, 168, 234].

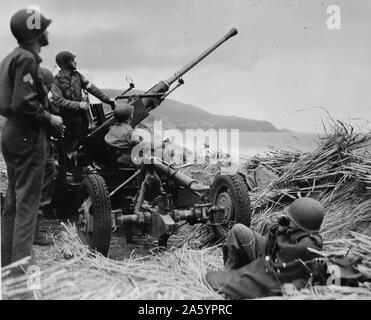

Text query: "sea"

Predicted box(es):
[166, 130, 318, 164]
[0, 130, 318, 171]
[238, 131, 317, 158]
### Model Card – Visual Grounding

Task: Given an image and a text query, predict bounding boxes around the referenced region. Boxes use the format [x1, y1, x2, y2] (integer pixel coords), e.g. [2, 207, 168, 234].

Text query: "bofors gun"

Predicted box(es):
[87, 28, 238, 139]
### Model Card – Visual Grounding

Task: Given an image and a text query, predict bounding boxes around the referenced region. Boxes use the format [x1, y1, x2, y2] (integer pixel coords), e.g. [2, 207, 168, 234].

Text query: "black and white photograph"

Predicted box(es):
[0, 0, 371, 305]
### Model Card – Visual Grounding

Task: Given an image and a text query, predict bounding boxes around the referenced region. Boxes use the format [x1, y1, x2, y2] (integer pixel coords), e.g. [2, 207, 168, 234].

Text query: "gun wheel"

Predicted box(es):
[210, 173, 252, 239]
[77, 174, 112, 257]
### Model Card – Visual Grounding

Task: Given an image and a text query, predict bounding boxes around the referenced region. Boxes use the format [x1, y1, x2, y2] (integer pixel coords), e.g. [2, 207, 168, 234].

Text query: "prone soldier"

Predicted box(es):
[205, 197, 325, 299]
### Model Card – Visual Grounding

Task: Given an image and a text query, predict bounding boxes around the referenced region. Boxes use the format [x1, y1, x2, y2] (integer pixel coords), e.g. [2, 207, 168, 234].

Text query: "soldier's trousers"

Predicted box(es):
[1, 120, 47, 268]
[38, 140, 55, 217]
[223, 224, 268, 270]
[62, 113, 88, 155]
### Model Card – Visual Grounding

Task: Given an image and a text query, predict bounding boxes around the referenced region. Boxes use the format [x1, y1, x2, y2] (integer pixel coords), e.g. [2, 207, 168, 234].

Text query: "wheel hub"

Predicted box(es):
[216, 191, 233, 224]
[78, 197, 93, 233]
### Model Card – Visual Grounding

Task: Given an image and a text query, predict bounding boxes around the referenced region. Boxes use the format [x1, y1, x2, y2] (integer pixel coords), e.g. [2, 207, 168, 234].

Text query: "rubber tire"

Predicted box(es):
[78, 174, 112, 257]
[210, 173, 252, 239]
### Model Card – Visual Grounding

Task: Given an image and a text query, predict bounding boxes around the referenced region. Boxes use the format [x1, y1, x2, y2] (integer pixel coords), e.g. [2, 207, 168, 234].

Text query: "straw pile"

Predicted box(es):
[2, 121, 371, 300]
[2, 223, 225, 300]
[2, 225, 371, 300]
[246, 122, 371, 240]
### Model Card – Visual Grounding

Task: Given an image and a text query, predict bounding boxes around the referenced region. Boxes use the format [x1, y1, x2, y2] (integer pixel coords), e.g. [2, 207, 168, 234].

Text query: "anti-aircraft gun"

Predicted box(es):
[89, 28, 238, 135]
[52, 28, 252, 256]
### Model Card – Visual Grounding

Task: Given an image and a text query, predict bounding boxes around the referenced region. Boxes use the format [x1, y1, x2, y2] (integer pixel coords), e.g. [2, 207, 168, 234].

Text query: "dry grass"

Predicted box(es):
[2, 225, 371, 300]
[2, 121, 371, 300]
[248, 122, 371, 240]
[2, 222, 225, 300]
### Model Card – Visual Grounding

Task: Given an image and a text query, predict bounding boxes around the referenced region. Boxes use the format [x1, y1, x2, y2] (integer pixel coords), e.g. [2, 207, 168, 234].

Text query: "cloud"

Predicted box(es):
[1, 0, 371, 133]
[0, 0, 255, 71]
[48, 26, 240, 72]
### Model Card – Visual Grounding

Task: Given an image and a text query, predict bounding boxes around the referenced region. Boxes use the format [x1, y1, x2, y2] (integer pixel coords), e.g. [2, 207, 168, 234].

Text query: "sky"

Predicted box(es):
[0, 0, 371, 132]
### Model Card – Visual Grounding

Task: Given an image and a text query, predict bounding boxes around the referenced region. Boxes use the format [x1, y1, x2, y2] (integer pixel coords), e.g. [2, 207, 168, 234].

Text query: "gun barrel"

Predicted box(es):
[88, 28, 238, 135]
[132, 27, 239, 125]
[165, 28, 238, 85]
[154, 162, 196, 189]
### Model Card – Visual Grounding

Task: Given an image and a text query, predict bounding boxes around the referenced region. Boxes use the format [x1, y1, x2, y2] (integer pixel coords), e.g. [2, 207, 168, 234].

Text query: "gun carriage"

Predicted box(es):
[52, 28, 252, 256]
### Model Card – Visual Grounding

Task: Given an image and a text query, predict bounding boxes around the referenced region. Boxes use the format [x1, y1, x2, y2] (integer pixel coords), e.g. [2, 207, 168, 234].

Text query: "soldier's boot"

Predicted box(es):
[33, 229, 53, 246]
[33, 217, 53, 246]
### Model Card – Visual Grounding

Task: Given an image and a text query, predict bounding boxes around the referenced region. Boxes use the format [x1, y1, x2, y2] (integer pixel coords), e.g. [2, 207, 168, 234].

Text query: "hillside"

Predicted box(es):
[0, 90, 279, 133]
[104, 89, 279, 132]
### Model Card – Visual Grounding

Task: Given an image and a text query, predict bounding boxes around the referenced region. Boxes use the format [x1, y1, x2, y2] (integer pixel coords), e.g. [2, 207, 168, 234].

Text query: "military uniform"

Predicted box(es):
[105, 122, 137, 149]
[0, 46, 52, 266]
[206, 223, 323, 299]
[105, 122, 138, 165]
[51, 69, 111, 153]
[38, 98, 59, 217]
[34, 96, 59, 246]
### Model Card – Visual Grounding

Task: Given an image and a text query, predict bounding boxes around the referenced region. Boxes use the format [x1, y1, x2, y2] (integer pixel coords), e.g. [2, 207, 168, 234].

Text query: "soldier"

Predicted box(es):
[105, 104, 170, 166]
[0, 9, 63, 268]
[33, 68, 60, 246]
[104, 104, 140, 165]
[205, 197, 324, 299]
[51, 51, 115, 158]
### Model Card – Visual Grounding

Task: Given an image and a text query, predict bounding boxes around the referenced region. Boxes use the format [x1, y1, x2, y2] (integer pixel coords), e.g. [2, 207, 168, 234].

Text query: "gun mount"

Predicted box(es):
[51, 28, 252, 257]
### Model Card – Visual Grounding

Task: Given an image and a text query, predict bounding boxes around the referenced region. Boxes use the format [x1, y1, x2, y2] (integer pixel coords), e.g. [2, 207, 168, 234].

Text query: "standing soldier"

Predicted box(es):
[33, 67, 60, 246]
[0, 9, 64, 269]
[51, 51, 115, 158]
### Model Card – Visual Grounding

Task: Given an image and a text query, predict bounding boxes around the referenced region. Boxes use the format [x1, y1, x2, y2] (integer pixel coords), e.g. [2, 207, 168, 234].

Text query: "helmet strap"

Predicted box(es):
[64, 61, 77, 71]
[38, 32, 49, 47]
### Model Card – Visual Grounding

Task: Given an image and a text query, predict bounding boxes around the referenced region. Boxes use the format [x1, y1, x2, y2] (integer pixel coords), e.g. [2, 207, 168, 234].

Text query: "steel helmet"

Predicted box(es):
[114, 103, 133, 123]
[56, 51, 76, 69]
[283, 198, 324, 233]
[10, 8, 52, 45]
[40, 67, 55, 87]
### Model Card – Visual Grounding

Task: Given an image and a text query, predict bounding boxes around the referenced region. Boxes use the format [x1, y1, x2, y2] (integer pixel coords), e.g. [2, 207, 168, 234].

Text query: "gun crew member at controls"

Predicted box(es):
[205, 197, 324, 299]
[0, 9, 63, 270]
[105, 103, 172, 166]
[51, 51, 115, 155]
[104, 104, 142, 165]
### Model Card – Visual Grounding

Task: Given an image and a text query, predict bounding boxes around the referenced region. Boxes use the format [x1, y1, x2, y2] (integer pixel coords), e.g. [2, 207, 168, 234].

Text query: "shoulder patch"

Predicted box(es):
[23, 73, 34, 86]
